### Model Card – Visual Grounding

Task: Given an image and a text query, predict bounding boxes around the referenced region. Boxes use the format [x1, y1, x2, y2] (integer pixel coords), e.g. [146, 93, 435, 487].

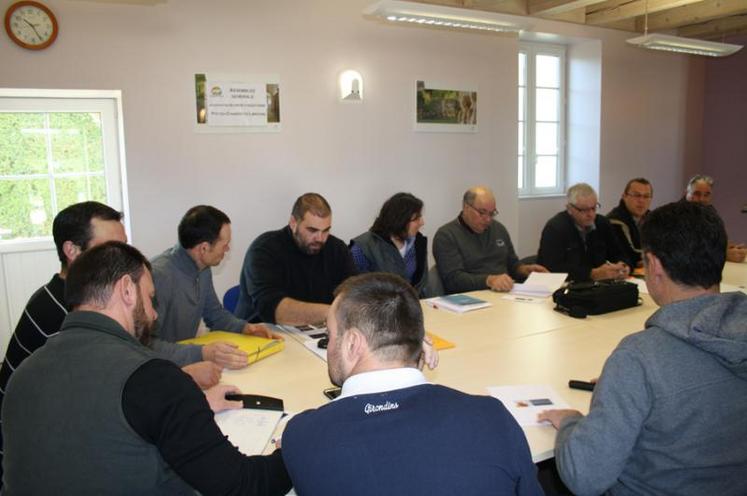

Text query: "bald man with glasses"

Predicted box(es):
[537, 183, 632, 282]
[433, 186, 547, 294]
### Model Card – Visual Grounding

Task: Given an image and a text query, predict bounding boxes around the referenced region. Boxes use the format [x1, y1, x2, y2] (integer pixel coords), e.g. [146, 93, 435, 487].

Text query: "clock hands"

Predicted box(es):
[22, 17, 44, 41]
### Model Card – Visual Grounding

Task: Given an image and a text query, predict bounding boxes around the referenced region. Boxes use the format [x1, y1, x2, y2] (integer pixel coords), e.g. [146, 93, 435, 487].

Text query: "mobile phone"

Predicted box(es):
[323, 387, 342, 400]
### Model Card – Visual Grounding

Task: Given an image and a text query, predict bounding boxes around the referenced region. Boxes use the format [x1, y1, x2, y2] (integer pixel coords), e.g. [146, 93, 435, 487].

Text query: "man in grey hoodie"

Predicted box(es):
[538, 201, 747, 496]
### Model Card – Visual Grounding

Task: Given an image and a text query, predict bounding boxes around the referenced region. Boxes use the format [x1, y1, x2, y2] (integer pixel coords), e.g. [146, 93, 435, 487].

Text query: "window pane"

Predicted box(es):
[518, 122, 524, 154]
[519, 53, 526, 86]
[518, 87, 525, 121]
[536, 122, 557, 155]
[0, 113, 48, 176]
[536, 88, 558, 122]
[535, 156, 557, 188]
[536, 54, 560, 88]
[0, 178, 53, 240]
[518, 156, 524, 189]
[50, 113, 104, 174]
[55, 175, 107, 209]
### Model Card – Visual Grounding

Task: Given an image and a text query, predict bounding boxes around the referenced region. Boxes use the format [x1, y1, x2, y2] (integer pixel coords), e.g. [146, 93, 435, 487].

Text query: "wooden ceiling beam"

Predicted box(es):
[528, 0, 606, 16]
[678, 14, 747, 39]
[586, 0, 702, 25]
[640, 0, 747, 31]
[538, 6, 588, 22]
[409, 0, 528, 15]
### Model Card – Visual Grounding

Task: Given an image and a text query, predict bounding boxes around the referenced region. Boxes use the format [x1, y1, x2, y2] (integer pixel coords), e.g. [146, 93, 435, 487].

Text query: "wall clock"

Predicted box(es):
[4, 1, 58, 50]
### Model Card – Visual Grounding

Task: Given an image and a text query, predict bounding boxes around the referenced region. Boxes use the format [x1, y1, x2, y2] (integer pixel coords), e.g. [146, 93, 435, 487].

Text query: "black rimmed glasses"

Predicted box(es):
[568, 202, 601, 215]
[466, 203, 499, 218]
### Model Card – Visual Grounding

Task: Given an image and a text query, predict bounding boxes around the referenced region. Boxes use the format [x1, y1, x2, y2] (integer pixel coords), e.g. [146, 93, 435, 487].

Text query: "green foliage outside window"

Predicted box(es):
[0, 112, 106, 241]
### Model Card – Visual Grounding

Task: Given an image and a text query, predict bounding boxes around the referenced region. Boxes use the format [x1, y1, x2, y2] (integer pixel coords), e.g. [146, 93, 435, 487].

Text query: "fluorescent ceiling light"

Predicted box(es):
[627, 33, 742, 57]
[363, 0, 532, 34]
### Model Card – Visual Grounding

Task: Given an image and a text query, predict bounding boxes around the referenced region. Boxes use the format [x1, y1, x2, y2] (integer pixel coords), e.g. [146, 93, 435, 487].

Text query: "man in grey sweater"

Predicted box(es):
[151, 206, 280, 369]
[433, 186, 547, 294]
[539, 201, 747, 496]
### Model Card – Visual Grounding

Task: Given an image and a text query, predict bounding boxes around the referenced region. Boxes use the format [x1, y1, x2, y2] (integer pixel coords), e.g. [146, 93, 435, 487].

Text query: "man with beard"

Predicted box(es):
[0, 202, 221, 487]
[281, 273, 543, 495]
[2, 242, 292, 495]
[235, 193, 356, 325]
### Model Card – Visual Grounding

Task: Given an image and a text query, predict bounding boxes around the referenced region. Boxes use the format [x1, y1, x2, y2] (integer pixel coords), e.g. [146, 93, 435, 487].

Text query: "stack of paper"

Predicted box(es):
[510, 272, 568, 298]
[425, 294, 491, 313]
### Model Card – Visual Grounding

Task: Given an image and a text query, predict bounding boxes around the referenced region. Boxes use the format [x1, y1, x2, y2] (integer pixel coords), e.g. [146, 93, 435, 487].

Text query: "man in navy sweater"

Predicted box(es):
[281, 273, 544, 495]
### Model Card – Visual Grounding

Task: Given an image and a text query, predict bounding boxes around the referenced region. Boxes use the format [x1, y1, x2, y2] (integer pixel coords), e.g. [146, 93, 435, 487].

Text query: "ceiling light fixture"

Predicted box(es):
[363, 0, 533, 34]
[626, 0, 742, 57]
[626, 33, 742, 57]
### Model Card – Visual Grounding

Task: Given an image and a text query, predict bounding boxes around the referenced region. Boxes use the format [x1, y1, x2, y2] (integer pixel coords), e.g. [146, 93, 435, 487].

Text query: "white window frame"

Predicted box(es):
[518, 42, 567, 198]
[0, 88, 130, 253]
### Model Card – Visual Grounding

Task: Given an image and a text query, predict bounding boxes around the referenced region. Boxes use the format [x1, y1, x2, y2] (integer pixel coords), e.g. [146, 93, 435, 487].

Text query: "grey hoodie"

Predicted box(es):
[554, 291, 747, 496]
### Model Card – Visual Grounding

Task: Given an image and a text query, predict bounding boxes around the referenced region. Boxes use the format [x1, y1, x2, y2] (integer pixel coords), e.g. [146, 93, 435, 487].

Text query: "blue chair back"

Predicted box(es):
[223, 285, 240, 313]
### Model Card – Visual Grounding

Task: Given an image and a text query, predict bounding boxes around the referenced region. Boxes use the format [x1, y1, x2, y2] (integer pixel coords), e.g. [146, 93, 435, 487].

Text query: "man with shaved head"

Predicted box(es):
[433, 186, 547, 294]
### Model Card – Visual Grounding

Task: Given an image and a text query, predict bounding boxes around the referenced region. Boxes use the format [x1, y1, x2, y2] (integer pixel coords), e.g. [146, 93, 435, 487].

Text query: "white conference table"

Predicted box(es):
[222, 262, 747, 463]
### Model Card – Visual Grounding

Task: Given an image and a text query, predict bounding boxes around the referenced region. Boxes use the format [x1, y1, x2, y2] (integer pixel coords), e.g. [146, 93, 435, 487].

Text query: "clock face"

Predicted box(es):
[5, 1, 58, 50]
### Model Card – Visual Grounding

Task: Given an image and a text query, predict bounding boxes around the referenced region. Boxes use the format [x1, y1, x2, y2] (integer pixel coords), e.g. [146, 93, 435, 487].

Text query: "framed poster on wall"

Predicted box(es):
[194, 73, 280, 133]
[415, 80, 477, 133]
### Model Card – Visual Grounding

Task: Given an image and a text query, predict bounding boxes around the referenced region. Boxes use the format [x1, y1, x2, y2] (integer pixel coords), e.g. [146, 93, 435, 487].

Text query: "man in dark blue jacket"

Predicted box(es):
[281, 272, 544, 496]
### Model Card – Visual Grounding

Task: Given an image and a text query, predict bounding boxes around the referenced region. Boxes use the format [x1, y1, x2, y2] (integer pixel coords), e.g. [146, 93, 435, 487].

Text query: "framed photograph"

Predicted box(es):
[415, 80, 477, 133]
[194, 73, 280, 133]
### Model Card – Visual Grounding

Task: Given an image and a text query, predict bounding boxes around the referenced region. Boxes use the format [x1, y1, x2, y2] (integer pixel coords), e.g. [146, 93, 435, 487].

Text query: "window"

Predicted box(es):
[0, 90, 128, 246]
[518, 43, 566, 197]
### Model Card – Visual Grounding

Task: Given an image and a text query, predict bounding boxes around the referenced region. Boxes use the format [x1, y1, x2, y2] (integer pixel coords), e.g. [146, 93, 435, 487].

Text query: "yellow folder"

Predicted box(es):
[179, 331, 284, 365]
[426, 331, 455, 351]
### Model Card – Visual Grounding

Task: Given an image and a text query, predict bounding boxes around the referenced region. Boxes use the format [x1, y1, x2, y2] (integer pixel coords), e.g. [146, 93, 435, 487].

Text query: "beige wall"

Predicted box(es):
[0, 0, 703, 296]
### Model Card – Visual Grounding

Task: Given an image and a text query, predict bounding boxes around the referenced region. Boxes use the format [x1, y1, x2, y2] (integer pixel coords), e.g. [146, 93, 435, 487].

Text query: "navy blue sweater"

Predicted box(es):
[282, 384, 544, 495]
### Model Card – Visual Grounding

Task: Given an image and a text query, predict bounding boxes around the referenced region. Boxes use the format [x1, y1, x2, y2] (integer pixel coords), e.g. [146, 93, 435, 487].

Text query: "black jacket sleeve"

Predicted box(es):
[122, 360, 292, 496]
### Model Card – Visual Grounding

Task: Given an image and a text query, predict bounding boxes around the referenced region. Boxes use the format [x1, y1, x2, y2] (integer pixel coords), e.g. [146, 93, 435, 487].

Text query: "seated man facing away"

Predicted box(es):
[3, 241, 291, 495]
[607, 178, 653, 268]
[539, 201, 747, 496]
[235, 193, 356, 326]
[151, 205, 279, 370]
[0, 202, 220, 485]
[433, 185, 546, 294]
[282, 273, 543, 496]
[537, 183, 631, 282]
[684, 174, 746, 263]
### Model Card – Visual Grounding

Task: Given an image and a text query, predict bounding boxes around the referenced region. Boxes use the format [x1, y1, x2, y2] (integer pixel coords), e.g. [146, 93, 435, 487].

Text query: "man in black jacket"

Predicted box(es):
[607, 178, 653, 268]
[537, 183, 632, 282]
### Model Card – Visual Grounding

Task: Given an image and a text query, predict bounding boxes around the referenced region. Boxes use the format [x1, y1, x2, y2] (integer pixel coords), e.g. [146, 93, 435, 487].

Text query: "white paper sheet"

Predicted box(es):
[501, 294, 545, 304]
[511, 272, 568, 298]
[487, 384, 571, 427]
[721, 282, 747, 294]
[215, 408, 284, 455]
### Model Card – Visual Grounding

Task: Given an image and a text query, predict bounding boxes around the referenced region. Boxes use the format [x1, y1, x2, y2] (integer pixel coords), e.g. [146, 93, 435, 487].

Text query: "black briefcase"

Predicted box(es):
[553, 280, 640, 318]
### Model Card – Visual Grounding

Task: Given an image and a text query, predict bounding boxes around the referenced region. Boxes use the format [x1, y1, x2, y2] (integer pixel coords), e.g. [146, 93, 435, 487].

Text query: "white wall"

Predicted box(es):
[0, 0, 701, 302]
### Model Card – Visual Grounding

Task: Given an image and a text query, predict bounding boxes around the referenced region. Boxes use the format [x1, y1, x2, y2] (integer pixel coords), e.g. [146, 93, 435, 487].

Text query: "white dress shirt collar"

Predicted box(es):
[339, 367, 428, 399]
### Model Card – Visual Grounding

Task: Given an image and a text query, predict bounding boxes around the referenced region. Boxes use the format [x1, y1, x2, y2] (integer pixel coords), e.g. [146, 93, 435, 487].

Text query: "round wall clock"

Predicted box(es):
[4, 1, 58, 50]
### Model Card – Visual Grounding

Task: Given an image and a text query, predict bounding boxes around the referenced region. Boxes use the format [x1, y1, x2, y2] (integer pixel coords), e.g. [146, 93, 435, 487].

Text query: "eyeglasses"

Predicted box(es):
[568, 202, 601, 215]
[466, 203, 498, 218]
[625, 192, 652, 200]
